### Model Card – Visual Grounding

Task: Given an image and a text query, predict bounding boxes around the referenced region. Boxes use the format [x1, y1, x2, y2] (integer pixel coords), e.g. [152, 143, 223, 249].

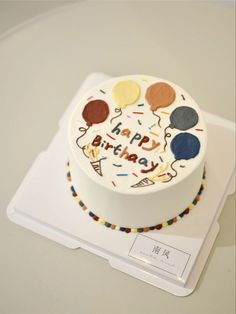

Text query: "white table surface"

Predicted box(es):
[0, 1, 235, 314]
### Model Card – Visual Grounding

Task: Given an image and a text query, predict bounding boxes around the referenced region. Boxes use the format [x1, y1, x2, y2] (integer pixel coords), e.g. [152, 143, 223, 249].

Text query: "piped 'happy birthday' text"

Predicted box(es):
[91, 122, 160, 171]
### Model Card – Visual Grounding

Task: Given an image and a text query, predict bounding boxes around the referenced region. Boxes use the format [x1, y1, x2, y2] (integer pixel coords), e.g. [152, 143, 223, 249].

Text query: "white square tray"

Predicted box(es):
[7, 73, 235, 296]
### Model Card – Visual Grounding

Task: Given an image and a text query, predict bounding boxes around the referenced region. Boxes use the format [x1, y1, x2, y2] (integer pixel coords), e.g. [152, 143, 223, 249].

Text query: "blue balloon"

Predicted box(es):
[170, 133, 200, 160]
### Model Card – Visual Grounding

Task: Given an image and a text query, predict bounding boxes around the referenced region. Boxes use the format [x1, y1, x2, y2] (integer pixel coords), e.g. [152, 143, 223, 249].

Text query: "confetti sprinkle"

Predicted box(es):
[181, 94, 186, 100]
[100, 89, 106, 94]
[106, 133, 116, 140]
[113, 164, 122, 167]
[138, 119, 142, 125]
[195, 128, 204, 131]
[148, 123, 156, 130]
[161, 111, 170, 115]
[116, 173, 128, 176]
[112, 181, 116, 187]
[159, 156, 163, 162]
[149, 131, 159, 137]
[100, 157, 107, 161]
[137, 103, 144, 107]
[87, 96, 93, 100]
[133, 111, 144, 114]
[132, 172, 138, 177]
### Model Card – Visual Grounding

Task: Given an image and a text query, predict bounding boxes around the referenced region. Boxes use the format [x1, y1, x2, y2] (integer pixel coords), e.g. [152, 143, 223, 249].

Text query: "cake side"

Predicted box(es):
[68, 153, 205, 227]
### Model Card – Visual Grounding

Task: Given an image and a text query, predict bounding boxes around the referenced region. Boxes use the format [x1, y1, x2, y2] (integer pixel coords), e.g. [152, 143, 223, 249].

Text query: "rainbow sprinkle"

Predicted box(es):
[138, 119, 142, 125]
[149, 131, 159, 137]
[133, 112, 144, 114]
[149, 123, 156, 130]
[158, 173, 166, 177]
[106, 133, 116, 140]
[161, 111, 170, 115]
[116, 173, 128, 176]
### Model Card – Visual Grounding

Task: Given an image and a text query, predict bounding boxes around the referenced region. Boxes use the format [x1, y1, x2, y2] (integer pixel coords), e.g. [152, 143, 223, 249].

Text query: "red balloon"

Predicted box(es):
[82, 100, 109, 126]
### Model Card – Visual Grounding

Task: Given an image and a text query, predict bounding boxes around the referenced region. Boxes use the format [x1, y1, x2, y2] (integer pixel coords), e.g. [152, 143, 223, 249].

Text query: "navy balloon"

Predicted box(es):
[171, 133, 200, 160]
[170, 106, 199, 130]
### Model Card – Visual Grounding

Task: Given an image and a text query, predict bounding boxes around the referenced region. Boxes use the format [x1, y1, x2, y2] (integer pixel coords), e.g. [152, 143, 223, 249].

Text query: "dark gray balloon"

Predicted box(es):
[170, 106, 199, 130]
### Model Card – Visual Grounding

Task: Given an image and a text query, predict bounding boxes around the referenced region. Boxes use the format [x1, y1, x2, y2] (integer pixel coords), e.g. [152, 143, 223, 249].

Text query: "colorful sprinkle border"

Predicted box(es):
[66, 162, 206, 233]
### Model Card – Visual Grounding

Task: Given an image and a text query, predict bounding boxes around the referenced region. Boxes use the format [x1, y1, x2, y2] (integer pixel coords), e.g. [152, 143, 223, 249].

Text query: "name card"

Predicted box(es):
[129, 235, 191, 279]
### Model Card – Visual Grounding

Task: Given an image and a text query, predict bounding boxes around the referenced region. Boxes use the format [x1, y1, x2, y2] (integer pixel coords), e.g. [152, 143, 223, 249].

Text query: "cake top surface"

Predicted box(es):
[68, 75, 207, 194]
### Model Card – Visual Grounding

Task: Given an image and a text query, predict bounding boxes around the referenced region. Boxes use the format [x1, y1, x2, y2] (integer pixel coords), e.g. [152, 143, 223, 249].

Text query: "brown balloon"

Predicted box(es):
[82, 99, 109, 126]
[145, 82, 176, 111]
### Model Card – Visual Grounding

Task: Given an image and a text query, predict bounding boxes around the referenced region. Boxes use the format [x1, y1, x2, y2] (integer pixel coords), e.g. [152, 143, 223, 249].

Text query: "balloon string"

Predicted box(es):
[76, 126, 90, 148]
[170, 160, 178, 177]
[110, 108, 122, 124]
[163, 160, 178, 183]
[163, 125, 171, 152]
[76, 126, 90, 159]
[152, 111, 161, 128]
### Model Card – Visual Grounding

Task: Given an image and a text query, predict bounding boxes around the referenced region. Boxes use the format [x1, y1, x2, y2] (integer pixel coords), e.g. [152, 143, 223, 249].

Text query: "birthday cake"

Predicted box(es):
[67, 75, 207, 232]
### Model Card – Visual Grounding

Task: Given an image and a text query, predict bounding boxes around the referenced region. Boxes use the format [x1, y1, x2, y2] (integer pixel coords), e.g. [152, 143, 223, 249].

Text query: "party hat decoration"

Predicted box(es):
[131, 177, 155, 188]
[90, 160, 103, 176]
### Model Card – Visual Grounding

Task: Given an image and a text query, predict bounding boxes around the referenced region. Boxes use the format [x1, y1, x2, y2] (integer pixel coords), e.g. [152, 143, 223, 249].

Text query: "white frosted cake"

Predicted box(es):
[67, 75, 207, 233]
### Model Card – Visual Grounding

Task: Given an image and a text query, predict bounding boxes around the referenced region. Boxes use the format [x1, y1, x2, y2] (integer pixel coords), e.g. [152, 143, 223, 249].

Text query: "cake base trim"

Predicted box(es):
[66, 162, 206, 233]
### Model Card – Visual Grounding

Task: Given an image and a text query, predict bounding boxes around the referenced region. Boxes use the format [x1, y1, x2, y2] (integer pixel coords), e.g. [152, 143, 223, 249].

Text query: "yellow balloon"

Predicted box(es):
[112, 80, 140, 109]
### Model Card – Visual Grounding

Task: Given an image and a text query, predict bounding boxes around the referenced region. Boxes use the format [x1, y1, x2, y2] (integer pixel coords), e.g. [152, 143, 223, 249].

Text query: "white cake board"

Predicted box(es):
[7, 73, 236, 296]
